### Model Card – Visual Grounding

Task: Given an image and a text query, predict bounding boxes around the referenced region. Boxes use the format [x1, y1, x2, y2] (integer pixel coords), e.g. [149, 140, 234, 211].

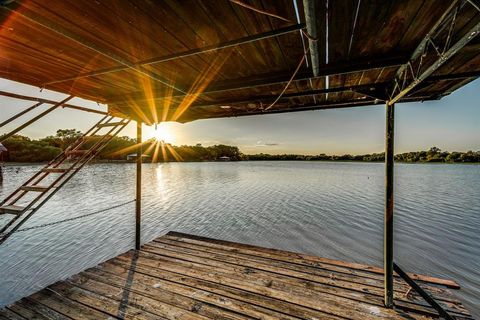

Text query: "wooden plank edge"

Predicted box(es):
[139, 243, 472, 319]
[154, 236, 455, 297]
[0, 307, 26, 320]
[97, 257, 345, 320]
[143, 240, 472, 317]
[165, 231, 461, 289]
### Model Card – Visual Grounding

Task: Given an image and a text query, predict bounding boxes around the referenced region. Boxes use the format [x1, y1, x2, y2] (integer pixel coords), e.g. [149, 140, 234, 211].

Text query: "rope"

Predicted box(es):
[14, 200, 135, 233]
[228, 0, 318, 41]
[229, 0, 291, 22]
[264, 47, 310, 111]
[228, 0, 317, 112]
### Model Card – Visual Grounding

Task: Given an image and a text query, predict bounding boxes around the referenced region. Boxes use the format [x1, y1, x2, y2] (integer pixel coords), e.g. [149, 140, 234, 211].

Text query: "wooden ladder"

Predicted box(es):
[0, 116, 131, 244]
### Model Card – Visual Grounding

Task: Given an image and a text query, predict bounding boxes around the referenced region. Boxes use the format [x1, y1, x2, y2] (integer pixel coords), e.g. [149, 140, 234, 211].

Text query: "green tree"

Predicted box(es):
[41, 129, 83, 150]
[2, 135, 62, 162]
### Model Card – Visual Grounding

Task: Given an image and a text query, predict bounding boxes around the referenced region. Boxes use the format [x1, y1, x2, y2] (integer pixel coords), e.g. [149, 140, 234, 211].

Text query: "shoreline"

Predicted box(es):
[2, 160, 479, 166]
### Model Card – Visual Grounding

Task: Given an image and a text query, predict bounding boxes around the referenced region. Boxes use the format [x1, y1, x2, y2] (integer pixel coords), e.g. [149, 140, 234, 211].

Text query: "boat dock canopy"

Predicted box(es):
[0, 232, 474, 319]
[0, 0, 479, 123]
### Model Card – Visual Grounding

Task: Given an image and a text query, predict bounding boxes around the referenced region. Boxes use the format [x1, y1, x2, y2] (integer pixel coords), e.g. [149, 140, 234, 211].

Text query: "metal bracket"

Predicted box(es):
[388, 1, 480, 105]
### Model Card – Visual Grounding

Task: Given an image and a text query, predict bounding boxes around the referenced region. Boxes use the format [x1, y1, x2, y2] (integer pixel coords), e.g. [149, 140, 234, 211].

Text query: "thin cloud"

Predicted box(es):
[256, 140, 279, 147]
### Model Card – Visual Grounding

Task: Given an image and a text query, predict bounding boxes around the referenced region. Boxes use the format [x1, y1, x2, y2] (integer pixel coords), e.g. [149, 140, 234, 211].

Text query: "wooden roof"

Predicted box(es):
[1, 0, 479, 123]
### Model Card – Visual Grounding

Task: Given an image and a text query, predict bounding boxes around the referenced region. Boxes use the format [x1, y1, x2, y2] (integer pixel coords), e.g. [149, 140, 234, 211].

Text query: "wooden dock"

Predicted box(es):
[0, 232, 474, 319]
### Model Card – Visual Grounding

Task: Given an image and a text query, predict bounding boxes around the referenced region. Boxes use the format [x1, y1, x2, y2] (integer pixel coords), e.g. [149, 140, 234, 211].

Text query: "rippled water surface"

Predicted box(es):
[0, 161, 479, 316]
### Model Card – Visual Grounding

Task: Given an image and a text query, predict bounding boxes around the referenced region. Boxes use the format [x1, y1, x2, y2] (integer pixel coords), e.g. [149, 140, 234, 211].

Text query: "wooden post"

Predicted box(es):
[384, 102, 395, 307]
[135, 121, 142, 250]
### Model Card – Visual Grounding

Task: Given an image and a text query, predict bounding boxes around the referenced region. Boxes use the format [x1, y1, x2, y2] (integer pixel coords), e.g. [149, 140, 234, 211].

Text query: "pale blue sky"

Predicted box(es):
[1, 78, 479, 155]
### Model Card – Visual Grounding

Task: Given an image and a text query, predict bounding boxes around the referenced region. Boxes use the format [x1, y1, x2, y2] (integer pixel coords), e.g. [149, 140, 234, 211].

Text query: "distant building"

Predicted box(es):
[127, 154, 150, 162]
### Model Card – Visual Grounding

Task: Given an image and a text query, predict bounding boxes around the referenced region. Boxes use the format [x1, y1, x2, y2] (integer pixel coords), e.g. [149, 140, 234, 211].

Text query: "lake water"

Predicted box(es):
[0, 161, 479, 317]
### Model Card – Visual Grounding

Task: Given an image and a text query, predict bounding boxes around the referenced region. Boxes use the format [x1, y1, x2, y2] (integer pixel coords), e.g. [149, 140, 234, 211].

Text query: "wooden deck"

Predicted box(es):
[0, 232, 474, 320]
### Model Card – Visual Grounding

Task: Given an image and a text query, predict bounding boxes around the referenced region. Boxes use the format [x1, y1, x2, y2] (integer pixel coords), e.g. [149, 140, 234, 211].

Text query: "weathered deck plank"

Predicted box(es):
[164, 232, 460, 289]
[101, 258, 335, 320]
[142, 241, 468, 317]
[0, 231, 474, 320]
[151, 237, 458, 301]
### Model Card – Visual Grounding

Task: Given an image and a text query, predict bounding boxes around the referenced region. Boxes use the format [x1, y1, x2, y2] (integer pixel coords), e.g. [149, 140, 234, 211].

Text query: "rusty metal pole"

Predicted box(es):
[384, 102, 395, 307]
[135, 121, 142, 250]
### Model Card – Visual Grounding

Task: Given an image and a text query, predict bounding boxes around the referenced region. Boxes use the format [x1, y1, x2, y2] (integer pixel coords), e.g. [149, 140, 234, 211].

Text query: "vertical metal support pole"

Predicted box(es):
[384, 102, 395, 308]
[135, 121, 142, 250]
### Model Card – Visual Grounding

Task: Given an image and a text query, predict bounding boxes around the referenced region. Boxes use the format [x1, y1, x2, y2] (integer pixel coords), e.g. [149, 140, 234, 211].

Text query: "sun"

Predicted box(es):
[146, 123, 175, 144]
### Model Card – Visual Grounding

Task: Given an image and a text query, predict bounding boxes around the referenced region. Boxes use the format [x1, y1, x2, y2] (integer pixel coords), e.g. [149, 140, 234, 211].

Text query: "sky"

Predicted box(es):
[1, 78, 479, 155]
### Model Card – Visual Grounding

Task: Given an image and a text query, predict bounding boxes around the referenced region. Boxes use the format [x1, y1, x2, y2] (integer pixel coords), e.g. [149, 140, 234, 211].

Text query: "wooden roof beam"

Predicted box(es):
[212, 57, 405, 89]
[427, 71, 480, 81]
[41, 24, 305, 87]
[188, 96, 439, 121]
[107, 55, 406, 104]
[109, 93, 439, 124]
[182, 82, 390, 108]
[126, 98, 378, 122]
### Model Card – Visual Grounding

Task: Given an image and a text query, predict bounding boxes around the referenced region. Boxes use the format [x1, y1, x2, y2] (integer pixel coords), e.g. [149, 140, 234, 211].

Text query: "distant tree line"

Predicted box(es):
[0, 130, 242, 162]
[1, 129, 137, 162]
[246, 147, 480, 163]
[1, 130, 478, 163]
[169, 144, 242, 161]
